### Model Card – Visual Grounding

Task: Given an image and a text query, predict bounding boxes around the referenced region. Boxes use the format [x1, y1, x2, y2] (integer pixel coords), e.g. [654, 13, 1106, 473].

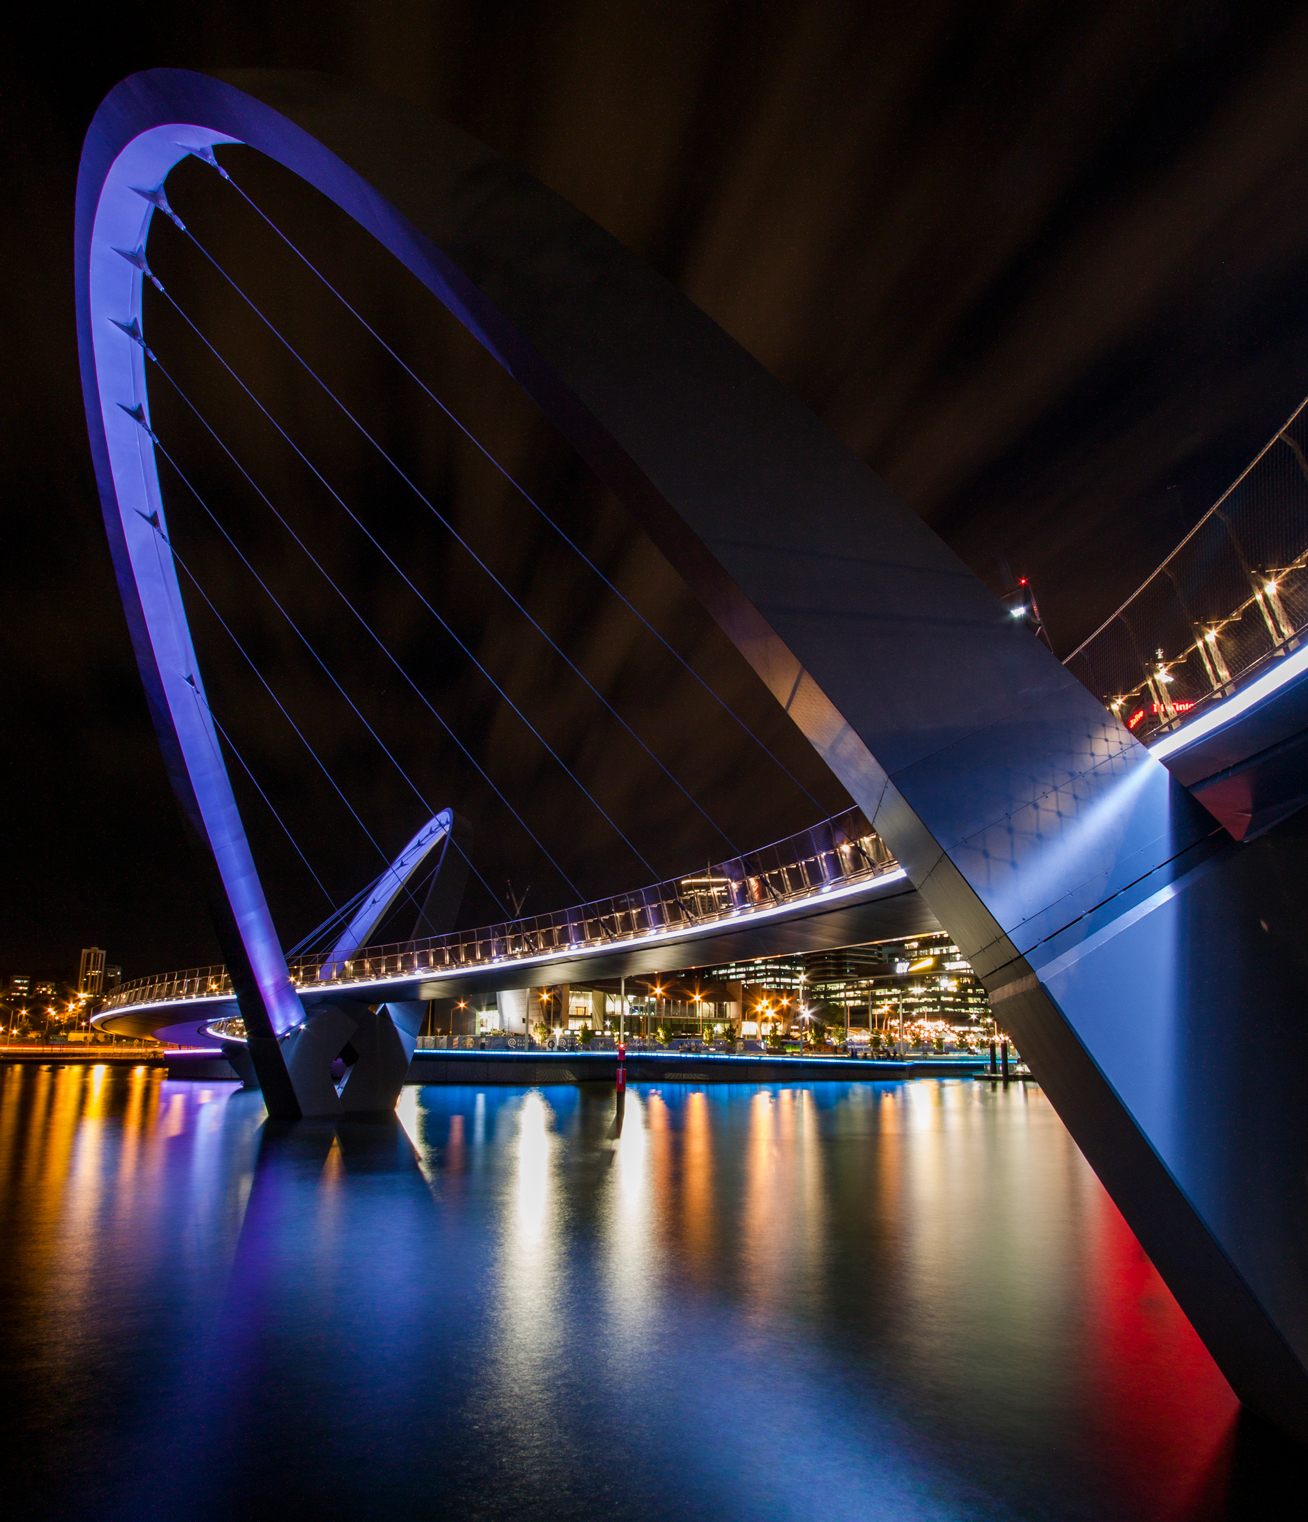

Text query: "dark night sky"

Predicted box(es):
[8, 0, 1308, 980]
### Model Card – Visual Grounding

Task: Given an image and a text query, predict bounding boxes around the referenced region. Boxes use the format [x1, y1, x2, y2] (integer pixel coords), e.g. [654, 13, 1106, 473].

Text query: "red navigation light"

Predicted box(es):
[1019, 578, 1027, 585]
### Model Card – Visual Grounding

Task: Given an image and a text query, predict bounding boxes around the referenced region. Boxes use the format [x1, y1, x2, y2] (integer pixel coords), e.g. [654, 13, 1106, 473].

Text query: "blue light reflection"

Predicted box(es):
[0, 1068, 1244, 1521]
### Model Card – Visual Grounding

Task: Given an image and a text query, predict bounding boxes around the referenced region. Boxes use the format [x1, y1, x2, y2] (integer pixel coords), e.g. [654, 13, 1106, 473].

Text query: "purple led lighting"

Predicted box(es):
[78, 107, 300, 1038]
[76, 73, 526, 1056]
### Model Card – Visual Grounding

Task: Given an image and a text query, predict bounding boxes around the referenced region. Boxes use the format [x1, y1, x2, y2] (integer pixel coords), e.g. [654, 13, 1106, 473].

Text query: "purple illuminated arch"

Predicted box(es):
[75, 73, 551, 1114]
[321, 809, 467, 978]
[75, 74, 521, 1111]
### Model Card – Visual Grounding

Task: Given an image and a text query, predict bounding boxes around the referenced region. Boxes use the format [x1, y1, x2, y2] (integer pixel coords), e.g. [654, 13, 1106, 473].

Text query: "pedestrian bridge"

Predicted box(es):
[96, 632, 1306, 1050]
[77, 68, 1308, 1441]
[94, 809, 935, 1045]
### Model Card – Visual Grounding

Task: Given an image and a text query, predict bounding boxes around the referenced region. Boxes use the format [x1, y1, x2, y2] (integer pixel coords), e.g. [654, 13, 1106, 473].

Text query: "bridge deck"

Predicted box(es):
[95, 838, 939, 1044]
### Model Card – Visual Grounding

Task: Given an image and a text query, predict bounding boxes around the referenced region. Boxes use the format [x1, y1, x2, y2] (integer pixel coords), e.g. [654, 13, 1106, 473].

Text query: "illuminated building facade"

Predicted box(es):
[515, 936, 998, 1041]
[78, 948, 106, 998]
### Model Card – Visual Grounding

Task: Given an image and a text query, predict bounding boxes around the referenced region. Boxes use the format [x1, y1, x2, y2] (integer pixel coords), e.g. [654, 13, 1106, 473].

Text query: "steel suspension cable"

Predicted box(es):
[136, 461, 434, 928]
[284, 873, 406, 961]
[170, 218, 742, 856]
[149, 277, 654, 882]
[1065, 398, 1308, 663]
[140, 360, 509, 916]
[201, 698, 335, 909]
[117, 313, 583, 899]
[197, 152, 828, 813]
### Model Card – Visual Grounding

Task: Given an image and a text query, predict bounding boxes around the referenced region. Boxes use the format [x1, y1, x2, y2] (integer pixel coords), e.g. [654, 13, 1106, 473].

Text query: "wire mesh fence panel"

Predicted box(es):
[1066, 402, 1308, 743]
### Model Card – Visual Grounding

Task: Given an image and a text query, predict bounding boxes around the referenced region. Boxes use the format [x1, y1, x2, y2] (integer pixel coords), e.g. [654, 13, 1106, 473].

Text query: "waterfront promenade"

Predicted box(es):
[0, 1045, 247, 1080]
[1, 1043, 992, 1086]
[406, 1048, 990, 1085]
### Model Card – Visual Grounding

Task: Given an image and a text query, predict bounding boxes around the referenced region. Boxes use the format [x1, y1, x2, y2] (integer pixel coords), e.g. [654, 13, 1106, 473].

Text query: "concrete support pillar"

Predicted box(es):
[497, 988, 528, 1034]
[221, 1039, 258, 1089]
[279, 1007, 358, 1116]
[337, 1001, 422, 1112]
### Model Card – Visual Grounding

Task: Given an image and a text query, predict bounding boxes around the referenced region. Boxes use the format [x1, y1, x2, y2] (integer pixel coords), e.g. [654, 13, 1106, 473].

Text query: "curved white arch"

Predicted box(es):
[322, 809, 466, 975]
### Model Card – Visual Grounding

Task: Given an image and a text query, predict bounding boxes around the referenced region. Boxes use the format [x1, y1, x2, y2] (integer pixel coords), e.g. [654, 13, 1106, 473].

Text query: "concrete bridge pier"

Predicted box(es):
[279, 1008, 357, 1117]
[229, 999, 426, 1115]
[496, 989, 529, 1035]
[338, 1001, 424, 1113]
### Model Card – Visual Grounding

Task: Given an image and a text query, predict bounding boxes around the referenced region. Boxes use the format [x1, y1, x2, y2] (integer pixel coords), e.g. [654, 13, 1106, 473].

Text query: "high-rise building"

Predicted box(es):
[698, 934, 993, 1037]
[78, 948, 107, 998]
[807, 933, 991, 1034]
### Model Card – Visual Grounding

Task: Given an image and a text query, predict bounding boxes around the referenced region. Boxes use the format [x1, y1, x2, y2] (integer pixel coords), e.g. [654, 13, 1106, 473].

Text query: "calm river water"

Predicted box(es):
[0, 1065, 1298, 1520]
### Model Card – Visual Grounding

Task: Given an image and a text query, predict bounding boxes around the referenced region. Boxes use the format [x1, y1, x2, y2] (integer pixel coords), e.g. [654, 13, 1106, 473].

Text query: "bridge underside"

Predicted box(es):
[1159, 645, 1308, 841]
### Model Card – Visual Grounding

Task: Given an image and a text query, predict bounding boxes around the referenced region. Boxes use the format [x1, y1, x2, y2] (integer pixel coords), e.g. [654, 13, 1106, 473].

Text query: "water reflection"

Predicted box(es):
[682, 1091, 712, 1279]
[487, 1091, 563, 1450]
[0, 1064, 1300, 1520]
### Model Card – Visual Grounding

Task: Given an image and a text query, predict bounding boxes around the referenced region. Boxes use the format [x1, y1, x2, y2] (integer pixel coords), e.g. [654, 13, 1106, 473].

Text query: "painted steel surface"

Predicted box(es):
[75, 106, 305, 1114]
[77, 70, 1308, 1435]
[322, 809, 462, 975]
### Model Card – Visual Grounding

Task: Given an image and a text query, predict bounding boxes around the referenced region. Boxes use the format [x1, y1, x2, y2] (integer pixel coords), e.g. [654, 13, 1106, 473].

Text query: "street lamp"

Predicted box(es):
[755, 998, 771, 1043]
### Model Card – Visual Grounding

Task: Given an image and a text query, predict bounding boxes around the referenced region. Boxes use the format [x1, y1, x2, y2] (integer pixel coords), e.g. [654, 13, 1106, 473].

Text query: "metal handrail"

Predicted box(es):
[101, 809, 896, 1012]
[1065, 395, 1308, 745]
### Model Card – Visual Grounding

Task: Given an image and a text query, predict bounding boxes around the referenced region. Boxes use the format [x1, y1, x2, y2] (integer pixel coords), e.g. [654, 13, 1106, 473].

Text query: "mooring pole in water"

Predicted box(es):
[1001, 1039, 1011, 1083]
